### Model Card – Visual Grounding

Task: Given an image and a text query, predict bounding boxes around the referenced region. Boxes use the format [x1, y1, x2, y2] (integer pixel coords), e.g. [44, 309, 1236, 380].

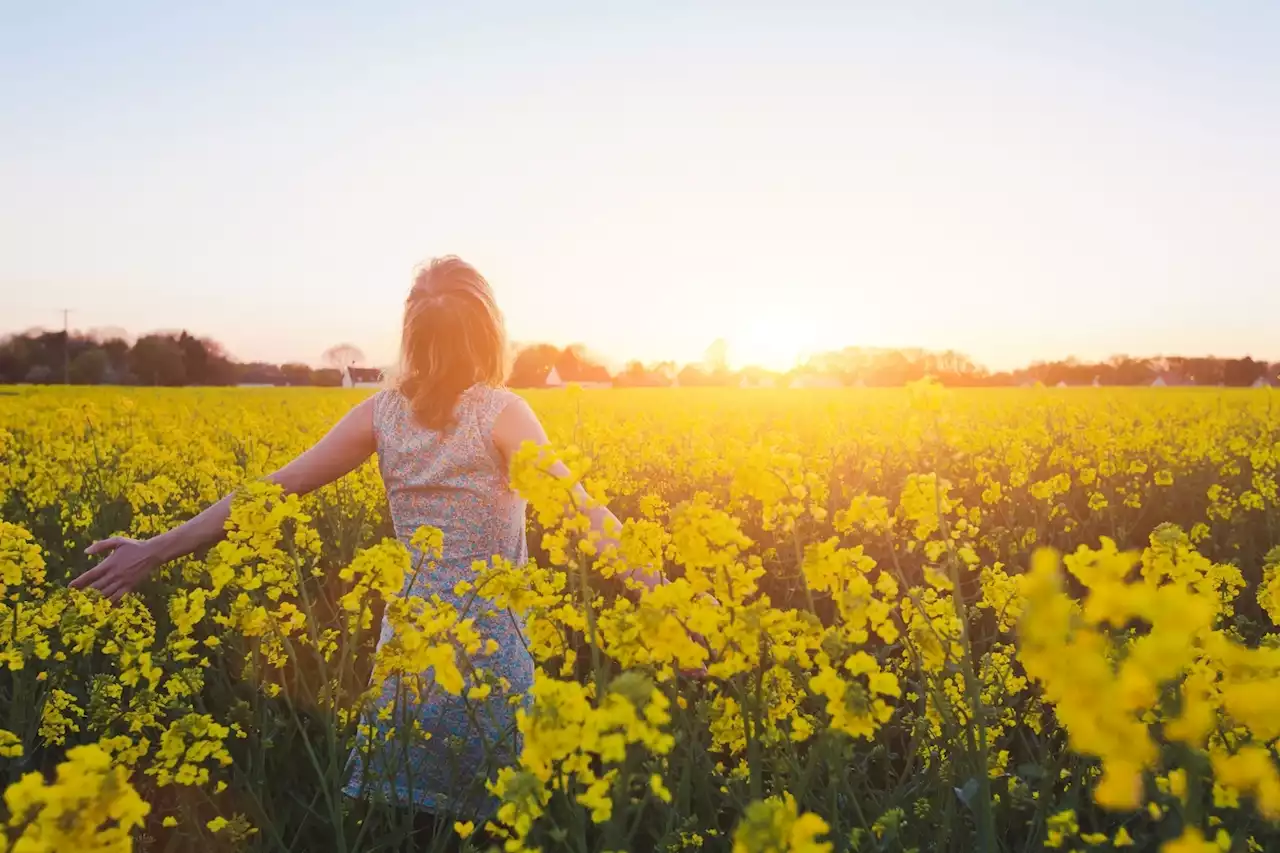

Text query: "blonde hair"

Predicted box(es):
[394, 256, 507, 430]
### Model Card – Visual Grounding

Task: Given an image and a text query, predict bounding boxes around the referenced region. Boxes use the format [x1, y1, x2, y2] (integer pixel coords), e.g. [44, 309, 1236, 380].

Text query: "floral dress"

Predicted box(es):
[343, 384, 534, 816]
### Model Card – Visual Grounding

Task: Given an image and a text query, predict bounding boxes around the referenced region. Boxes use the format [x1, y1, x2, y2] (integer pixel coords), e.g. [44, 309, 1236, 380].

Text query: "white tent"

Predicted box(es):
[1252, 376, 1273, 388]
[1151, 376, 1167, 388]
[545, 366, 564, 387]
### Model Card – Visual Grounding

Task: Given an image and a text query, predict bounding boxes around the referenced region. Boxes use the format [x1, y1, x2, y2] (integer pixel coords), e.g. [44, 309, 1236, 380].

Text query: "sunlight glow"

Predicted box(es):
[726, 329, 807, 373]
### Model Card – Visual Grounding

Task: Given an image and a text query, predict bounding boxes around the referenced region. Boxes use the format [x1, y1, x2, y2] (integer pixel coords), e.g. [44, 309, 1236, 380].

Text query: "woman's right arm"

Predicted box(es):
[73, 396, 378, 602]
[491, 396, 669, 592]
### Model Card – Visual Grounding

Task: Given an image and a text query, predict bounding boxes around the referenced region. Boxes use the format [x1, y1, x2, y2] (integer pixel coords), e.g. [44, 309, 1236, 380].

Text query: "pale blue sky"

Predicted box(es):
[2, 2, 1278, 370]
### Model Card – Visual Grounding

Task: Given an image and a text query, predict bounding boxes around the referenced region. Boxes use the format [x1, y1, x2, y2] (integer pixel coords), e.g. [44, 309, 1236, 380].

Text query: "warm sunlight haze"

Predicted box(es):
[5, 8, 1280, 853]
[3, 4, 1279, 370]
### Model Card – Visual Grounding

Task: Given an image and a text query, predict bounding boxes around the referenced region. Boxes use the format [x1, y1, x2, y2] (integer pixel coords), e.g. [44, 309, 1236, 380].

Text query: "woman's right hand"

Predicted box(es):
[70, 537, 163, 603]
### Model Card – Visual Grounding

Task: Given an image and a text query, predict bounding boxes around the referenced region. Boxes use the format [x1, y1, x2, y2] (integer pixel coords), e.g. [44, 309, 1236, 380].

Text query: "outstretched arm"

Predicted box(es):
[491, 396, 668, 592]
[73, 396, 378, 602]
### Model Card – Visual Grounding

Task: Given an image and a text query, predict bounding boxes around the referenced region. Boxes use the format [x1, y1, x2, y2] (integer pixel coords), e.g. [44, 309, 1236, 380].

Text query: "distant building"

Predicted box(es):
[1252, 376, 1273, 389]
[544, 363, 611, 389]
[1151, 372, 1189, 388]
[341, 366, 383, 389]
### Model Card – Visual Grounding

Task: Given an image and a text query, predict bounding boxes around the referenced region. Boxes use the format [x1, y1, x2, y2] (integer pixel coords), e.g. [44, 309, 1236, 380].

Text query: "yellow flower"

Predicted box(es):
[2, 742, 150, 851]
[1161, 827, 1219, 853]
[0, 728, 22, 758]
[732, 793, 831, 853]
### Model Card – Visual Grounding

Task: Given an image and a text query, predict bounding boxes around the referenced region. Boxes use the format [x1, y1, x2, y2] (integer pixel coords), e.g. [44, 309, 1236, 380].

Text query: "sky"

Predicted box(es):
[2, 2, 1278, 372]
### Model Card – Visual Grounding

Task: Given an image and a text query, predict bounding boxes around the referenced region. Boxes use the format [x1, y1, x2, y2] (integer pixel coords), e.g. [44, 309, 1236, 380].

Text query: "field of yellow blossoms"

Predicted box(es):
[3, 383, 1280, 853]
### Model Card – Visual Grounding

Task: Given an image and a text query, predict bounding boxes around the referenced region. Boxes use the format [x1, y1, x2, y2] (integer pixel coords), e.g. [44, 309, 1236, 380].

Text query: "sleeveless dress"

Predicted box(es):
[342, 384, 534, 816]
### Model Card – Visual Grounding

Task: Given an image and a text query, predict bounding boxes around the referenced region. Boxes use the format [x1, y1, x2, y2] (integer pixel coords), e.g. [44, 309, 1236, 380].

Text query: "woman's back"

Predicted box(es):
[373, 383, 527, 570]
[345, 382, 533, 814]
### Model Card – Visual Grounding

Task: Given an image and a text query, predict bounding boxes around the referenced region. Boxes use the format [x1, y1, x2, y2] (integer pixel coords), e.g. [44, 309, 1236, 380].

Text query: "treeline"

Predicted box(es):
[1010, 354, 1278, 388]
[2, 328, 1277, 388]
[518, 345, 1000, 387]
[0, 329, 348, 387]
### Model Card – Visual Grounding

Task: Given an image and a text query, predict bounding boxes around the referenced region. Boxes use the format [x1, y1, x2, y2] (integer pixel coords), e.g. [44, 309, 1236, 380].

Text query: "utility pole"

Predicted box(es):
[62, 308, 72, 384]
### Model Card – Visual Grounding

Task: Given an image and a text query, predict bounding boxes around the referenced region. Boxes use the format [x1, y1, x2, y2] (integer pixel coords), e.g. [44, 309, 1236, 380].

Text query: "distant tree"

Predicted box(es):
[177, 332, 234, 385]
[0, 335, 34, 383]
[130, 335, 187, 386]
[704, 339, 729, 373]
[83, 326, 131, 344]
[1223, 357, 1265, 387]
[234, 362, 286, 386]
[737, 365, 782, 387]
[19, 332, 67, 379]
[24, 365, 54, 384]
[614, 361, 670, 387]
[933, 349, 986, 386]
[1181, 356, 1225, 387]
[280, 363, 314, 386]
[508, 344, 561, 387]
[322, 344, 366, 370]
[652, 361, 678, 382]
[98, 338, 133, 383]
[68, 348, 109, 384]
[1104, 355, 1155, 386]
[871, 350, 914, 386]
[677, 364, 712, 387]
[614, 361, 648, 387]
[313, 368, 343, 387]
[555, 344, 611, 383]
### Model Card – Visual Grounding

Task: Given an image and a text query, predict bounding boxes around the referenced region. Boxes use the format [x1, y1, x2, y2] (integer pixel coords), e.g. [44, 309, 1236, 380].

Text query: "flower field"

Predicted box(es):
[3, 383, 1280, 853]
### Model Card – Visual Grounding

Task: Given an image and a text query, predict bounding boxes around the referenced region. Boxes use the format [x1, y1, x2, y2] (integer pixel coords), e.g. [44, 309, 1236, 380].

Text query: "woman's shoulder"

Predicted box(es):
[466, 383, 525, 424]
[373, 383, 524, 439]
[371, 386, 407, 418]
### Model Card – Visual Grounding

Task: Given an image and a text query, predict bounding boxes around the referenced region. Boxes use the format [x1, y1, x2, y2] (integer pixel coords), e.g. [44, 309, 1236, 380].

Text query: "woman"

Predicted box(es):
[71, 256, 666, 833]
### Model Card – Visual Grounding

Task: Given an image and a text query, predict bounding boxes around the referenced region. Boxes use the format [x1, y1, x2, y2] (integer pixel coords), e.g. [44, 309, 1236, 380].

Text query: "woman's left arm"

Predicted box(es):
[72, 396, 378, 602]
